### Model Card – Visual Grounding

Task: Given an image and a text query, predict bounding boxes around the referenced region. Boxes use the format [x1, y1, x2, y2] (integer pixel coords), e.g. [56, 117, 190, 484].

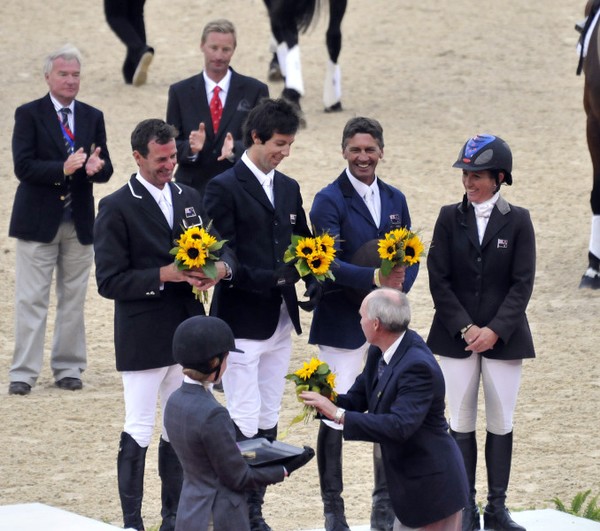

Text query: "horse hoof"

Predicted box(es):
[324, 102, 343, 113]
[579, 274, 600, 289]
[268, 62, 283, 82]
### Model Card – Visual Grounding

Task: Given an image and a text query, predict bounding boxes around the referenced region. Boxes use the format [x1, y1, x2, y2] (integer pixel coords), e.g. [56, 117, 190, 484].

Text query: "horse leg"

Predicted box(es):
[323, 0, 347, 112]
[581, 86, 600, 288]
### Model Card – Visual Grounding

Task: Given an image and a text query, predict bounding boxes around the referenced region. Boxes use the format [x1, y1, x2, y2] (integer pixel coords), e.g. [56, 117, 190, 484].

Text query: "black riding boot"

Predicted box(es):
[450, 430, 481, 531]
[117, 432, 148, 531]
[158, 438, 183, 531]
[316, 422, 350, 531]
[246, 424, 278, 531]
[370, 443, 394, 531]
[483, 431, 526, 531]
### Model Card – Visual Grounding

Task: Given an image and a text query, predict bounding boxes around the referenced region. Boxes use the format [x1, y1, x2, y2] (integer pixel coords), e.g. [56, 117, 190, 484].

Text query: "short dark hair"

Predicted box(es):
[242, 98, 300, 148]
[131, 119, 178, 157]
[341, 117, 385, 150]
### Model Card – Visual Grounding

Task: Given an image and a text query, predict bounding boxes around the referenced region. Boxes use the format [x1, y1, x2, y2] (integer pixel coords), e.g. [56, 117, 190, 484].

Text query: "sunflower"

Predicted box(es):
[403, 235, 425, 265]
[389, 227, 410, 242]
[378, 236, 398, 261]
[294, 357, 322, 380]
[295, 237, 317, 259]
[326, 372, 337, 392]
[175, 239, 208, 269]
[317, 234, 336, 260]
[307, 253, 332, 276]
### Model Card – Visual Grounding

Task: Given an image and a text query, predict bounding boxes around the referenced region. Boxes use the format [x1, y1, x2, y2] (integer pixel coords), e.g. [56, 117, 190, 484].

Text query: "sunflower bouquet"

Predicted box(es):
[170, 224, 227, 303]
[285, 357, 337, 430]
[377, 227, 426, 276]
[283, 232, 337, 282]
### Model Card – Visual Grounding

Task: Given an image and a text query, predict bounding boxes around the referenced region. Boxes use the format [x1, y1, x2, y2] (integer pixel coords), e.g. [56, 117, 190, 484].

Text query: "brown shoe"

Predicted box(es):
[55, 377, 83, 391]
[8, 381, 31, 395]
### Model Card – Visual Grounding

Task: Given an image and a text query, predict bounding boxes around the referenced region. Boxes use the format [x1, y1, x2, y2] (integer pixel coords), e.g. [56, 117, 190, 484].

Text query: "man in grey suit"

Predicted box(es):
[8, 43, 113, 395]
[94, 119, 236, 531]
[167, 18, 269, 197]
[165, 315, 314, 531]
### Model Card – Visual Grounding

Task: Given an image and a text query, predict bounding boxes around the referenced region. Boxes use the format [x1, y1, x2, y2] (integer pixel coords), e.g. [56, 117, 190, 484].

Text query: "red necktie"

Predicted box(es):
[210, 86, 223, 133]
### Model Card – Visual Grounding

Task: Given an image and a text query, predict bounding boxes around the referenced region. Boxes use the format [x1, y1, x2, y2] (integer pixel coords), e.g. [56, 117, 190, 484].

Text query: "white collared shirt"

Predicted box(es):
[382, 332, 406, 365]
[242, 151, 275, 205]
[346, 168, 381, 226]
[203, 69, 232, 107]
[49, 94, 75, 132]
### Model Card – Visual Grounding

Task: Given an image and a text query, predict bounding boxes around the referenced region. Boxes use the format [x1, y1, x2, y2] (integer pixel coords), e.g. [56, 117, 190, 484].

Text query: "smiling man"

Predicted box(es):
[167, 19, 269, 198]
[307, 117, 419, 531]
[203, 97, 319, 531]
[93, 118, 235, 531]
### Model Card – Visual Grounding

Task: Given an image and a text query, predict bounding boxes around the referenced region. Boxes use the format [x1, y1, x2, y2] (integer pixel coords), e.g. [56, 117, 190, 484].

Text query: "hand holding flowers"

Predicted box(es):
[284, 357, 337, 430]
[284, 232, 337, 282]
[377, 227, 426, 276]
[170, 224, 228, 303]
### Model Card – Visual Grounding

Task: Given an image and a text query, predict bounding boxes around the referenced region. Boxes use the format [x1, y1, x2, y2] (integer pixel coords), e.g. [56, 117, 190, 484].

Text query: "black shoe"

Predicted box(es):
[249, 516, 272, 531]
[463, 502, 481, 530]
[579, 273, 600, 289]
[324, 101, 343, 113]
[132, 47, 154, 87]
[483, 506, 525, 531]
[55, 377, 83, 391]
[8, 381, 31, 395]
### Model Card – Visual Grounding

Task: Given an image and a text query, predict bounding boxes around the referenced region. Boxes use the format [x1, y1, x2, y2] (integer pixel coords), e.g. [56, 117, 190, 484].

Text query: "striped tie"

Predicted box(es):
[59, 108, 73, 218]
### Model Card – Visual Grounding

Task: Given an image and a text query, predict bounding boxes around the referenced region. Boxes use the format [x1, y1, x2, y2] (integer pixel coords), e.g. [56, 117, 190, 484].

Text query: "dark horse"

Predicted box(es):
[263, 0, 347, 118]
[578, 0, 600, 288]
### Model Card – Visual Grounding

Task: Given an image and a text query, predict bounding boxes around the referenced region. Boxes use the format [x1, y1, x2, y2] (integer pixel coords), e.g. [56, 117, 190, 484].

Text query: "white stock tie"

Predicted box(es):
[263, 176, 274, 206]
[158, 193, 173, 229]
[364, 189, 379, 227]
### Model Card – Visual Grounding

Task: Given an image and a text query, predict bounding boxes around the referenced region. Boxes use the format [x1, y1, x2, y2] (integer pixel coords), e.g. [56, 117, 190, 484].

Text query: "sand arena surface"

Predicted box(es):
[1, 0, 599, 529]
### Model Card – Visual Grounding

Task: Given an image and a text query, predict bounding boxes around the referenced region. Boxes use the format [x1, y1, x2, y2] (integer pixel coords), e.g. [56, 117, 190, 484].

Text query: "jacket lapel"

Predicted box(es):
[338, 172, 376, 226]
[480, 196, 511, 249]
[370, 332, 410, 411]
[238, 163, 274, 211]
[41, 95, 71, 156]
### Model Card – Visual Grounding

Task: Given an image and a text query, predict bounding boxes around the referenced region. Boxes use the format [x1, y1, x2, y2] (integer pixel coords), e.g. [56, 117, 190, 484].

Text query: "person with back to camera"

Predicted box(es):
[167, 19, 269, 198]
[301, 288, 469, 531]
[164, 315, 315, 531]
[426, 135, 535, 531]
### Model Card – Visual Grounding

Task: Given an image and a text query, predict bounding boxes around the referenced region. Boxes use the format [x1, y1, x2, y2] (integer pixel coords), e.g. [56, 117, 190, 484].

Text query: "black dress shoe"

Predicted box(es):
[8, 381, 31, 395]
[55, 377, 83, 391]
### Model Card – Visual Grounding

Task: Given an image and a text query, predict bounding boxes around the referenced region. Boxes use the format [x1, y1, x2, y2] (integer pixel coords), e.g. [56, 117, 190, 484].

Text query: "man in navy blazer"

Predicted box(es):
[94, 119, 236, 531]
[8, 44, 113, 396]
[167, 19, 269, 198]
[308, 117, 418, 531]
[302, 288, 468, 530]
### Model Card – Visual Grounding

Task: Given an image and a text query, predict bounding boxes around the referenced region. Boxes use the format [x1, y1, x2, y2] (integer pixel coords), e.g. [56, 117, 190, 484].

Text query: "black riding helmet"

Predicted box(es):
[173, 316, 243, 375]
[452, 134, 513, 185]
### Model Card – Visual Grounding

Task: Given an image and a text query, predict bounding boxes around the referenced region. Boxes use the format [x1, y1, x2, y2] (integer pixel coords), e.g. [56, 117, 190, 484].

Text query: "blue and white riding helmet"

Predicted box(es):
[452, 134, 513, 185]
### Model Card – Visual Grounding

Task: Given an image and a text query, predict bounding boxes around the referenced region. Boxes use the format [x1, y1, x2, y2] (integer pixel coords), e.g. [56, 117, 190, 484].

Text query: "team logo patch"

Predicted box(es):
[497, 239, 508, 249]
[184, 207, 196, 218]
[389, 214, 400, 224]
[290, 214, 297, 225]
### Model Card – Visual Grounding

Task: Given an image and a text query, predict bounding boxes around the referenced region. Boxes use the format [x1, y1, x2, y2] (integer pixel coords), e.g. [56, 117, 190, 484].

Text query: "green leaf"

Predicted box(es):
[380, 259, 394, 276]
[202, 261, 217, 280]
